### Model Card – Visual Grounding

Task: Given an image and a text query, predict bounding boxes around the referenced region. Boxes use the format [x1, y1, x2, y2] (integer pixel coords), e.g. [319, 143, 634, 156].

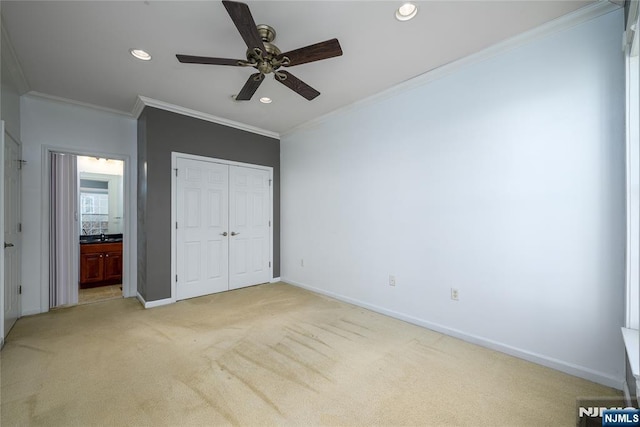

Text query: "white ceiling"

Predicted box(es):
[2, 0, 594, 134]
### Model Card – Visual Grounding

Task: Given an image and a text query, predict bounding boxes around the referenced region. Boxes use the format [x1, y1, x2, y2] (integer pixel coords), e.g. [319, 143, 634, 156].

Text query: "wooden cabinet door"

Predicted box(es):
[80, 253, 104, 284]
[103, 251, 122, 281]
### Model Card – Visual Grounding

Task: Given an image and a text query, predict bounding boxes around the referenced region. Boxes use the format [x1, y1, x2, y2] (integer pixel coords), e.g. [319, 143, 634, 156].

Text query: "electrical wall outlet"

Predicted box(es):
[389, 275, 396, 286]
[451, 288, 459, 301]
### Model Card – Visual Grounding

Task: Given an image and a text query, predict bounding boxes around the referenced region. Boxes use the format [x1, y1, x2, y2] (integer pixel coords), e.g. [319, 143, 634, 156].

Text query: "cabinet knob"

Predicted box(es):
[106, 254, 109, 257]
[100, 254, 103, 258]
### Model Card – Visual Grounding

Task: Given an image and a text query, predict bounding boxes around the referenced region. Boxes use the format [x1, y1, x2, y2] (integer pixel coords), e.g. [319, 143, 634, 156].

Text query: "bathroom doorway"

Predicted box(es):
[49, 152, 126, 308]
[77, 156, 124, 305]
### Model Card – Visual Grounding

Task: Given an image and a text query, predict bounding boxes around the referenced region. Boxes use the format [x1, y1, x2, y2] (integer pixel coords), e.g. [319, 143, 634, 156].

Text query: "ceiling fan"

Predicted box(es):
[176, 0, 343, 101]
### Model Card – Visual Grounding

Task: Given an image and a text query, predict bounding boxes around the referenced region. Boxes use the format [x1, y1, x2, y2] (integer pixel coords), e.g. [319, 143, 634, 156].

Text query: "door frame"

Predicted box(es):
[171, 152, 274, 303]
[40, 145, 133, 312]
[1, 121, 4, 344]
[1, 122, 22, 345]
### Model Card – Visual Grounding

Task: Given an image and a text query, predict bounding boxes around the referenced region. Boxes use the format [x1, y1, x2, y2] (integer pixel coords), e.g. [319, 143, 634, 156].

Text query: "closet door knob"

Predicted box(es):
[231, 232, 240, 236]
[221, 232, 228, 236]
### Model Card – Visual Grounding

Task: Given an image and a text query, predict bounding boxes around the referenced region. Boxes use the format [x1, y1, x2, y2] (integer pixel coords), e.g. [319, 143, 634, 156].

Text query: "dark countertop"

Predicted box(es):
[80, 234, 123, 244]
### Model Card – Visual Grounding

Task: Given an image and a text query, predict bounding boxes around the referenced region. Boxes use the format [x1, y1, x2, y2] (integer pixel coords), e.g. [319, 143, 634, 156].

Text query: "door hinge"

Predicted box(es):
[18, 223, 22, 232]
[175, 222, 178, 229]
[175, 275, 178, 282]
[17, 159, 27, 170]
[18, 285, 22, 295]
[269, 261, 271, 267]
[269, 179, 272, 186]
[175, 168, 178, 177]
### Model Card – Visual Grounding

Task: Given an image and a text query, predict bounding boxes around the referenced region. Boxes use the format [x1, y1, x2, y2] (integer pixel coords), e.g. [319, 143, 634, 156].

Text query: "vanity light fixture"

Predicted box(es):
[129, 48, 152, 61]
[259, 97, 272, 104]
[396, 2, 418, 21]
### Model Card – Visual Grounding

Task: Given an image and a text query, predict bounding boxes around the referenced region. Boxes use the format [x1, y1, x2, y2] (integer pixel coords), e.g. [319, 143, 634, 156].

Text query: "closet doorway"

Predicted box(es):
[172, 153, 273, 301]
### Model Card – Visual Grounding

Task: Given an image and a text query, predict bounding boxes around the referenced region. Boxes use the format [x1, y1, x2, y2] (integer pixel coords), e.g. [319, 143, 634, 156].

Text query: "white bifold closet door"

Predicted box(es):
[228, 165, 271, 290]
[176, 157, 270, 300]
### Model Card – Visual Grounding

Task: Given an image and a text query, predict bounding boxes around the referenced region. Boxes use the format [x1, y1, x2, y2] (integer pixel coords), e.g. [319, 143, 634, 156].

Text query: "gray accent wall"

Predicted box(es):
[137, 112, 148, 299]
[137, 107, 280, 302]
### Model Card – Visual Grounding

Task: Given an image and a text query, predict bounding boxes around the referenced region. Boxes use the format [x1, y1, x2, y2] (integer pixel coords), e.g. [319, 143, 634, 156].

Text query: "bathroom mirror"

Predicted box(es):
[79, 172, 123, 235]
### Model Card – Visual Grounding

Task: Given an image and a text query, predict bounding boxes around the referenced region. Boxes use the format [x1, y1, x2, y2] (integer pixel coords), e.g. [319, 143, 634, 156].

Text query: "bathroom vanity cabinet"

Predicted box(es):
[80, 242, 123, 288]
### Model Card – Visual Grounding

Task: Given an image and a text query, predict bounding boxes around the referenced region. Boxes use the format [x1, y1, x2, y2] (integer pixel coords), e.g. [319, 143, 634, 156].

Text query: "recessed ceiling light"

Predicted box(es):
[395, 2, 418, 21]
[259, 97, 272, 104]
[130, 49, 152, 61]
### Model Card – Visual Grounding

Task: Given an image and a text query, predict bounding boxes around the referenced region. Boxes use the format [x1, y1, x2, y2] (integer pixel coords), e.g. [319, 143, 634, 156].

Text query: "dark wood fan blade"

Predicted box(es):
[222, 1, 265, 53]
[236, 73, 264, 101]
[275, 70, 320, 100]
[176, 54, 245, 66]
[278, 38, 343, 67]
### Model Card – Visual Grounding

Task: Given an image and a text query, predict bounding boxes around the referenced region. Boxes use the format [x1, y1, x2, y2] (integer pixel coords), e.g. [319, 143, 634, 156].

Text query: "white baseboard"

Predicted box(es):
[136, 292, 174, 309]
[136, 292, 145, 307]
[21, 308, 44, 317]
[624, 382, 632, 405]
[270, 277, 281, 283]
[283, 278, 625, 390]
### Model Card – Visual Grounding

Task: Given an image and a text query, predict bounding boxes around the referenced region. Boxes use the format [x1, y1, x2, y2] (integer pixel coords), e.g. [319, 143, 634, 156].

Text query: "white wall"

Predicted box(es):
[20, 95, 137, 315]
[626, 53, 639, 330]
[1, 34, 22, 140]
[281, 10, 625, 387]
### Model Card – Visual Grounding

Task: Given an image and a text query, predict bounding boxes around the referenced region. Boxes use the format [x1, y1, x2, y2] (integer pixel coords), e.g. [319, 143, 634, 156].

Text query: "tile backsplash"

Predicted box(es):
[81, 215, 109, 235]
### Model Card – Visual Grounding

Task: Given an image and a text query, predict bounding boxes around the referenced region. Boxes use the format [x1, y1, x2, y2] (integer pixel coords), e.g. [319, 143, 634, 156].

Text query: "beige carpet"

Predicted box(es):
[1, 282, 620, 426]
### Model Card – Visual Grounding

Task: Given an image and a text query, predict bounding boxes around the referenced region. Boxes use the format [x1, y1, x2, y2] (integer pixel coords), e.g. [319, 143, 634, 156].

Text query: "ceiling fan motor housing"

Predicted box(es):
[247, 24, 283, 75]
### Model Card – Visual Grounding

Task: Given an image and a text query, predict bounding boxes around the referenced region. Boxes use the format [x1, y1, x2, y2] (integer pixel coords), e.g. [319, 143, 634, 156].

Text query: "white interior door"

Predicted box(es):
[176, 158, 229, 300]
[229, 166, 270, 290]
[175, 155, 272, 300]
[4, 129, 21, 337]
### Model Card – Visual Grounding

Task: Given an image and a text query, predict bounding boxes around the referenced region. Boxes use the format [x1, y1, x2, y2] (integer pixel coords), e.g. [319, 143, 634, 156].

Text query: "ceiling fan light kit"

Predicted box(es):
[176, 0, 343, 102]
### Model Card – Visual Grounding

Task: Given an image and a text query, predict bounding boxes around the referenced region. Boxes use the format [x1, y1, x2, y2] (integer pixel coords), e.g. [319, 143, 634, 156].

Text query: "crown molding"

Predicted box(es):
[282, 0, 620, 137]
[1, 14, 30, 95]
[25, 91, 133, 118]
[132, 96, 280, 140]
[131, 96, 146, 119]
